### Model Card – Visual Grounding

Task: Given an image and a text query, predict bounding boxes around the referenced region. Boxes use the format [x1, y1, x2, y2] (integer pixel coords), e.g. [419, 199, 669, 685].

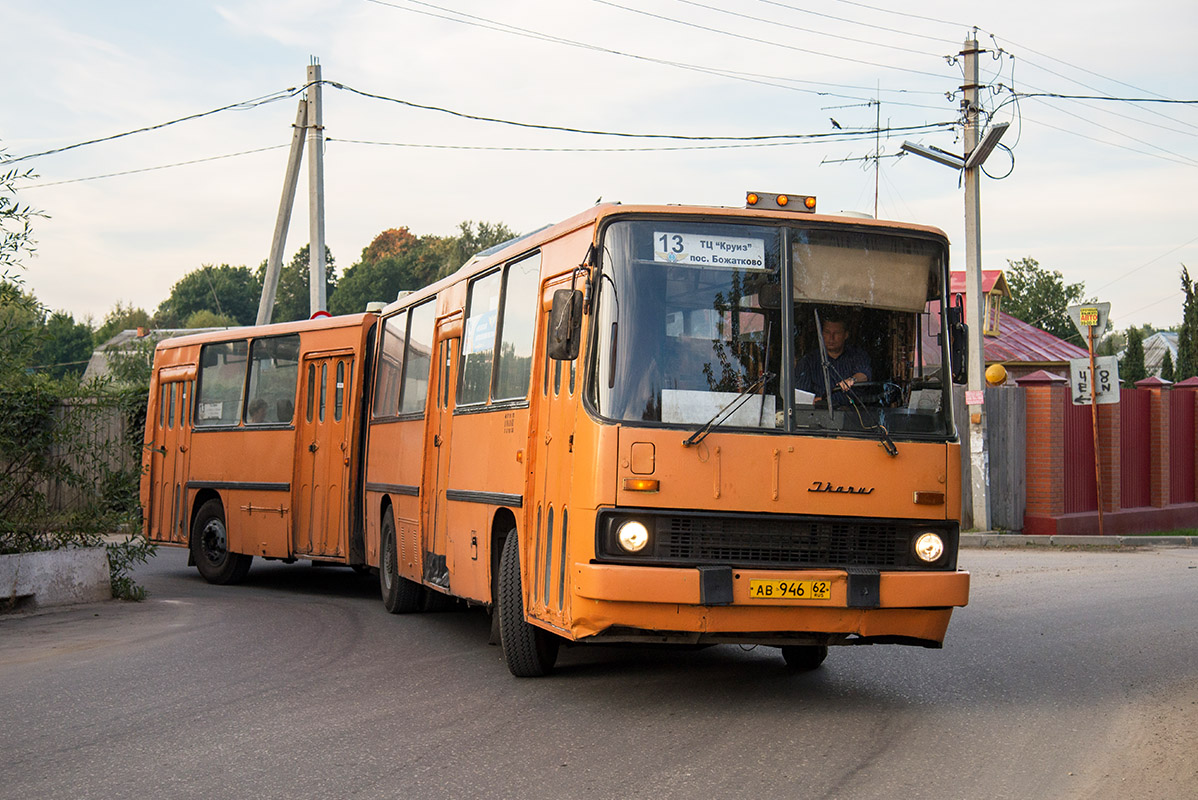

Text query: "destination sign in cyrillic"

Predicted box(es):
[653, 232, 766, 270]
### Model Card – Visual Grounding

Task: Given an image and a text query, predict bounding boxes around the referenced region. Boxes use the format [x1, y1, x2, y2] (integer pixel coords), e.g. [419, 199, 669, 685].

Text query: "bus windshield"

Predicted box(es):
[591, 218, 952, 438]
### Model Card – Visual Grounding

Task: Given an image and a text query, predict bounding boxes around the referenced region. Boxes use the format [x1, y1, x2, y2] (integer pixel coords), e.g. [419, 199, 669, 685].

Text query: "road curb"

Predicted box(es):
[961, 533, 1197, 549]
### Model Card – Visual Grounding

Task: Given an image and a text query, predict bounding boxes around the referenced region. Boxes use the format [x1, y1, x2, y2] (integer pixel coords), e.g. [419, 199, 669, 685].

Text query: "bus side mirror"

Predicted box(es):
[946, 301, 968, 384]
[548, 289, 584, 361]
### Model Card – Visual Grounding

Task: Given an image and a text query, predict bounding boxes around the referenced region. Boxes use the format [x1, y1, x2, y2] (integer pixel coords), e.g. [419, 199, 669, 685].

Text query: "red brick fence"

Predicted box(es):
[1016, 373, 1198, 535]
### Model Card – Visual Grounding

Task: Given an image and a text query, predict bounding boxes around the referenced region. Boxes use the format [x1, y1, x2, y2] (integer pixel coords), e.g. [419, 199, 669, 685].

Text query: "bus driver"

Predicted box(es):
[795, 310, 870, 407]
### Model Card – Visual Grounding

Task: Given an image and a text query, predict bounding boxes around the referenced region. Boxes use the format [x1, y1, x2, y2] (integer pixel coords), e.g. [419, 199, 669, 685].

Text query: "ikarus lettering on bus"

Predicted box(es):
[653, 232, 766, 270]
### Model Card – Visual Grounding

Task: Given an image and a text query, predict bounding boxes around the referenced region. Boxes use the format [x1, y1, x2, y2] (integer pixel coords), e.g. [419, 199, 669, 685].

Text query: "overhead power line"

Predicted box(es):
[4, 88, 305, 165]
[752, 0, 958, 46]
[364, 0, 943, 102]
[327, 80, 956, 140]
[669, 0, 941, 57]
[589, 0, 951, 79]
[328, 124, 950, 152]
[831, 0, 969, 31]
[23, 145, 291, 189]
[1016, 92, 1198, 104]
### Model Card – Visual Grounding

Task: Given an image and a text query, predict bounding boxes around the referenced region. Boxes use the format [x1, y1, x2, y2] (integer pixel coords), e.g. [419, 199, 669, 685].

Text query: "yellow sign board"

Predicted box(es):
[1079, 307, 1099, 327]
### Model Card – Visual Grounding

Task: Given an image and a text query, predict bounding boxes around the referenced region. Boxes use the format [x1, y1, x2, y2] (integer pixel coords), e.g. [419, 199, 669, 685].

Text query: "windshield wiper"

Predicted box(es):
[682, 371, 774, 448]
[812, 307, 835, 421]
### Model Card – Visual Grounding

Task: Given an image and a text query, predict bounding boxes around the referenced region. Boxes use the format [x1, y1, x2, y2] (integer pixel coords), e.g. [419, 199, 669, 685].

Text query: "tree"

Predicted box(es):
[1177, 265, 1198, 381]
[1120, 326, 1147, 387]
[329, 221, 519, 316]
[1003, 257, 1090, 345]
[330, 228, 423, 316]
[184, 309, 238, 328]
[1, 163, 44, 385]
[255, 244, 336, 323]
[155, 264, 261, 327]
[451, 220, 518, 273]
[359, 227, 418, 264]
[34, 311, 94, 380]
[1161, 349, 1175, 382]
[0, 281, 42, 380]
[93, 301, 151, 346]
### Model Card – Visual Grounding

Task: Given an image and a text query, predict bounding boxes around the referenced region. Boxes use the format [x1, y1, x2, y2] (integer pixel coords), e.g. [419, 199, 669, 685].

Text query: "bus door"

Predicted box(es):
[295, 352, 354, 559]
[528, 323, 581, 624]
[150, 372, 193, 545]
[422, 321, 459, 589]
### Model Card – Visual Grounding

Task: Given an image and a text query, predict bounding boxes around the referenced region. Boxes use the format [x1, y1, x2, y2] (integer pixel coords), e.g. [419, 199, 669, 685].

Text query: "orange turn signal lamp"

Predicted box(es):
[622, 478, 660, 493]
[746, 191, 817, 213]
[913, 491, 946, 506]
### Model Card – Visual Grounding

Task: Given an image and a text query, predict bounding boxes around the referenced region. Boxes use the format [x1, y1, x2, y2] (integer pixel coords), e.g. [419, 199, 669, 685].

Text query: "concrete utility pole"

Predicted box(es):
[256, 97, 308, 326]
[962, 35, 992, 531]
[306, 59, 328, 316]
[256, 59, 328, 325]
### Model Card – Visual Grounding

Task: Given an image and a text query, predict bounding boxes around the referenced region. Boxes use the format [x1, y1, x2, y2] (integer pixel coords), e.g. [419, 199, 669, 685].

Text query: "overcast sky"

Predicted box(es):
[4, 0, 1196, 330]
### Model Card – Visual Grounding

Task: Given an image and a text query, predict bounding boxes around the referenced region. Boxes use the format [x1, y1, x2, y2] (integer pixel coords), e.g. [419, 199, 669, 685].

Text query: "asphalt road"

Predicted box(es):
[2, 547, 1195, 800]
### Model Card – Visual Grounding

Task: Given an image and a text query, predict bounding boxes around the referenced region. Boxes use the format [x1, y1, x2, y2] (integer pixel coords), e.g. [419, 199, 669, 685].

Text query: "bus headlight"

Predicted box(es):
[914, 532, 945, 563]
[616, 520, 651, 553]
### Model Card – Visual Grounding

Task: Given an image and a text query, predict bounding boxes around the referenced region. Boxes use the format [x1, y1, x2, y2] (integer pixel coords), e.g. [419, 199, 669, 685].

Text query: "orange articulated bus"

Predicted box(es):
[143, 194, 970, 677]
[142, 314, 376, 582]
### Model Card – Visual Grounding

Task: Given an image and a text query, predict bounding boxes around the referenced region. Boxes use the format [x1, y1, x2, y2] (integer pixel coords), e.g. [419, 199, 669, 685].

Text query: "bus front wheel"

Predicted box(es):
[498, 531, 559, 677]
[780, 645, 828, 671]
[191, 498, 252, 585]
[380, 507, 423, 613]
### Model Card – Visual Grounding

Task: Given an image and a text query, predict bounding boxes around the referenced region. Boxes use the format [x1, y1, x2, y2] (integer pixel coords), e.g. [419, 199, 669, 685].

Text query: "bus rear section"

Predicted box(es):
[140, 313, 376, 583]
[496, 205, 970, 675]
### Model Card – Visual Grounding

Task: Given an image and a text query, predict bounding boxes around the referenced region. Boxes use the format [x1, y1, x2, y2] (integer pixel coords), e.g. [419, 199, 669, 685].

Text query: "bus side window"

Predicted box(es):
[400, 301, 436, 415]
[167, 383, 176, 429]
[195, 340, 248, 427]
[372, 311, 406, 418]
[245, 334, 300, 424]
[306, 364, 316, 423]
[335, 360, 345, 421]
[459, 270, 502, 406]
[543, 320, 551, 397]
[493, 252, 541, 401]
[319, 363, 327, 422]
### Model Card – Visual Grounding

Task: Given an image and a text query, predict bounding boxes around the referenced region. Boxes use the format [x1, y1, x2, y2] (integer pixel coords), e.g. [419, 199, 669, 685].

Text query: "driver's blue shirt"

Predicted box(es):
[796, 346, 871, 406]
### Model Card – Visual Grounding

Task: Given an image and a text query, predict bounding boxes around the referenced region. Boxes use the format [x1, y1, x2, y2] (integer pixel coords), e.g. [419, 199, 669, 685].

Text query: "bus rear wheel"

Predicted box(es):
[380, 507, 423, 613]
[780, 645, 828, 671]
[191, 498, 252, 585]
[498, 530, 559, 677]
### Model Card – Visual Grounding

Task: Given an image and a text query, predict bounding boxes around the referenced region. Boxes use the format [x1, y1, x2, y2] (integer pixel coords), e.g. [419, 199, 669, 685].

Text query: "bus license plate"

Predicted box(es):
[748, 579, 831, 600]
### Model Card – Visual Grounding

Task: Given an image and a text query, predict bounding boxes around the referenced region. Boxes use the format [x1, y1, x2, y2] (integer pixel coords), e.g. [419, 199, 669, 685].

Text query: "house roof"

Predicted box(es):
[1143, 331, 1178, 375]
[81, 327, 230, 383]
[983, 312, 1089, 363]
[924, 305, 1088, 366]
[949, 269, 1009, 297]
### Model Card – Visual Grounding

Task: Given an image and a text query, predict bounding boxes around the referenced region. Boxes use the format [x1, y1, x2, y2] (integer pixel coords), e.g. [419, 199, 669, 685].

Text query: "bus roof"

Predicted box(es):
[150, 312, 376, 352]
[379, 201, 951, 317]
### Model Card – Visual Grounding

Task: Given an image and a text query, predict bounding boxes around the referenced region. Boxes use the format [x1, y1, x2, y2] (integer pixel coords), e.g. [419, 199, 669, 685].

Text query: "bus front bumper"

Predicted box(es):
[567, 563, 970, 645]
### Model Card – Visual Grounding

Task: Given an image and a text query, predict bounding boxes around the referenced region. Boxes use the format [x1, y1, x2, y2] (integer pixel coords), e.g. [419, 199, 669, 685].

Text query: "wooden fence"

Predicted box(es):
[956, 385, 1026, 531]
[43, 398, 139, 513]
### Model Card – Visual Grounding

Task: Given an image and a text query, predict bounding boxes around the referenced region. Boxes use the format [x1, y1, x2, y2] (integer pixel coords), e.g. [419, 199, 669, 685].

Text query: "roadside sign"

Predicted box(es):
[1070, 356, 1120, 405]
[1067, 302, 1111, 341]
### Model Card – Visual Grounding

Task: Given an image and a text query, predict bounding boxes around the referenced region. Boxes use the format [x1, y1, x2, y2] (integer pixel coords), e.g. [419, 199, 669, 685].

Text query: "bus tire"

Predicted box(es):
[380, 507, 422, 614]
[780, 645, 828, 671]
[191, 498, 252, 585]
[498, 530, 559, 677]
